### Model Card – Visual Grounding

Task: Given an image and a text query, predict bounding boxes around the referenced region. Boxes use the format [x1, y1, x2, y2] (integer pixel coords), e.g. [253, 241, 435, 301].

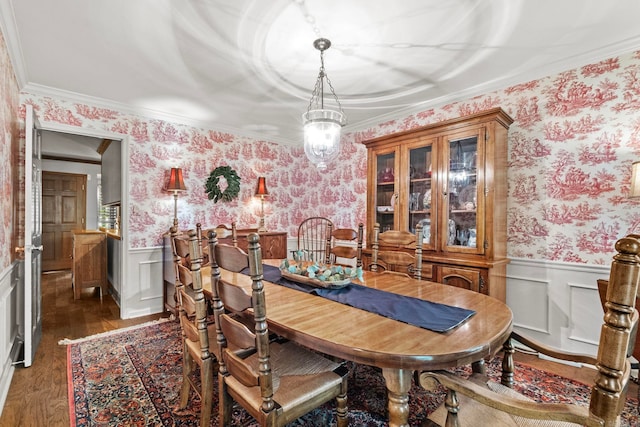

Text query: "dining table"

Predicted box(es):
[200, 260, 513, 427]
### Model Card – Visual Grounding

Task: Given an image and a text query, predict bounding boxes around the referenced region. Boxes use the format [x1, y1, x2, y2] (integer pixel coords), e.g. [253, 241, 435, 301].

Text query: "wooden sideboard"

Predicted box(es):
[162, 228, 288, 316]
[226, 230, 287, 260]
[72, 230, 107, 300]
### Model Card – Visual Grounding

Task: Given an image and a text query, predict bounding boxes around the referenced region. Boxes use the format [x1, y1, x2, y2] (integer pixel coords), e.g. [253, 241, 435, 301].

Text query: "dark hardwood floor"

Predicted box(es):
[0, 271, 635, 426]
[0, 270, 166, 426]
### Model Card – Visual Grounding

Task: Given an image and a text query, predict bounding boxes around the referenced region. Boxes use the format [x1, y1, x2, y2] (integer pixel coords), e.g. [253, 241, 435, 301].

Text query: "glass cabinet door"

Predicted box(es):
[443, 133, 483, 253]
[374, 150, 397, 233]
[407, 143, 433, 246]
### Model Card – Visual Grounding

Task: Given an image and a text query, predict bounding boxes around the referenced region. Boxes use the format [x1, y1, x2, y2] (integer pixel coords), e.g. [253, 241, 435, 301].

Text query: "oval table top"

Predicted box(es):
[202, 262, 513, 371]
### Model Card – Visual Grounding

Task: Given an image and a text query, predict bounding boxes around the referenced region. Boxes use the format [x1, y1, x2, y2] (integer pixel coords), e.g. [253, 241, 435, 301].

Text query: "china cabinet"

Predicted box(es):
[363, 108, 513, 301]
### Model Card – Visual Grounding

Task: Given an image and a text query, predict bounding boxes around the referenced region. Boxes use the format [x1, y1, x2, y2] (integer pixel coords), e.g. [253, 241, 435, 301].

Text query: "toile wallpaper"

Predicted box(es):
[0, 30, 19, 272]
[10, 47, 640, 267]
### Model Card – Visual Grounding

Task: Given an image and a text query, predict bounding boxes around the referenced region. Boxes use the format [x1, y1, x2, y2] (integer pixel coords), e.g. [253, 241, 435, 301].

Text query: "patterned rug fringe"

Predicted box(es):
[58, 318, 170, 345]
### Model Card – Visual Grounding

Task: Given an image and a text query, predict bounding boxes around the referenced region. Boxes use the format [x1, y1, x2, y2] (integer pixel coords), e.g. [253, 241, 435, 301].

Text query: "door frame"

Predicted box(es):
[37, 121, 129, 314]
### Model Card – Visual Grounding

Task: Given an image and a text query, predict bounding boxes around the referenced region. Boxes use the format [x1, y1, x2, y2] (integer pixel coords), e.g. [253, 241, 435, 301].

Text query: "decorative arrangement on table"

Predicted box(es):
[280, 256, 363, 289]
[205, 165, 241, 203]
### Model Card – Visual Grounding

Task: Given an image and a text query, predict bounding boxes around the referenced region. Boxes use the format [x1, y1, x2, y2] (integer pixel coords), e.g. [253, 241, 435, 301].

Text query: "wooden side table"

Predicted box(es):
[72, 230, 107, 300]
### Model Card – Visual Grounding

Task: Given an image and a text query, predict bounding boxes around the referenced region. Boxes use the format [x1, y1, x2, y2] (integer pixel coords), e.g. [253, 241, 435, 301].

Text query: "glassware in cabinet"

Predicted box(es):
[445, 135, 480, 251]
[374, 151, 396, 232]
[408, 144, 433, 245]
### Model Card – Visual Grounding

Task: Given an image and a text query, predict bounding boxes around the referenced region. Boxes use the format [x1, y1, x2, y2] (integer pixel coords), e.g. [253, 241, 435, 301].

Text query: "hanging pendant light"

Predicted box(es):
[303, 38, 346, 171]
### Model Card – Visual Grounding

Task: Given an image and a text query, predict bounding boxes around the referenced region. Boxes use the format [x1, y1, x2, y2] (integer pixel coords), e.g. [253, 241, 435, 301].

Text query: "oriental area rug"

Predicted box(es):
[65, 320, 639, 426]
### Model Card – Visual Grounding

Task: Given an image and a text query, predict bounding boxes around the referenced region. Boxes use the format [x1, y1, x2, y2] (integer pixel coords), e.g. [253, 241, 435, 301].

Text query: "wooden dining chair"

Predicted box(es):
[214, 222, 238, 246]
[325, 222, 364, 267]
[370, 222, 424, 280]
[419, 234, 640, 427]
[173, 223, 211, 269]
[297, 216, 333, 262]
[216, 233, 349, 427]
[174, 227, 217, 427]
[597, 276, 640, 410]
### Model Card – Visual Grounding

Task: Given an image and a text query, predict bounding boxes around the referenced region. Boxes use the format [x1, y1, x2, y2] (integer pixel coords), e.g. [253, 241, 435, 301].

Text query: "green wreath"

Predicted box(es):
[205, 166, 241, 203]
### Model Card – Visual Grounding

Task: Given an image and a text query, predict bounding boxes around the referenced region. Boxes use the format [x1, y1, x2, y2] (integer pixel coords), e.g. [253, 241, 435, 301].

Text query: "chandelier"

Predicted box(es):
[303, 38, 346, 171]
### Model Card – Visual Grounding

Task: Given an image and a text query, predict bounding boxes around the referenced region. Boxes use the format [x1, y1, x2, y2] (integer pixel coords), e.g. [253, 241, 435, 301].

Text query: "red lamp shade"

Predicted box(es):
[255, 177, 269, 196]
[166, 167, 187, 192]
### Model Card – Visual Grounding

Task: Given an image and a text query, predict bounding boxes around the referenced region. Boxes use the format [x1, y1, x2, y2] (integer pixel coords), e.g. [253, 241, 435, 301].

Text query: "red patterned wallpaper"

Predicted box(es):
[0, 30, 20, 271]
[16, 49, 640, 265]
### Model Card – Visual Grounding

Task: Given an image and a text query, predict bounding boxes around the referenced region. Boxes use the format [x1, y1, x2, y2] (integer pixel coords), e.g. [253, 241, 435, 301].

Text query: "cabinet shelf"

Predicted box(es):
[410, 177, 432, 183]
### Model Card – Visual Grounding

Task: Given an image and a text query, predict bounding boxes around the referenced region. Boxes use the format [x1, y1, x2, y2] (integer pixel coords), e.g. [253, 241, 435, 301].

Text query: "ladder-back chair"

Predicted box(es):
[420, 234, 640, 427]
[325, 222, 364, 267]
[175, 227, 217, 427]
[217, 233, 349, 426]
[370, 222, 424, 280]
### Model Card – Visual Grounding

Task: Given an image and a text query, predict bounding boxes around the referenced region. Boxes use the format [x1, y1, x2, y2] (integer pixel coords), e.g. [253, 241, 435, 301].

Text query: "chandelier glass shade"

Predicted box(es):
[303, 38, 346, 171]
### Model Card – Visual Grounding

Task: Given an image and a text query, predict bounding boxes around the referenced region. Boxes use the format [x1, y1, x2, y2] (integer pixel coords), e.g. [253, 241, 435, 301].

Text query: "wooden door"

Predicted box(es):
[42, 172, 86, 271]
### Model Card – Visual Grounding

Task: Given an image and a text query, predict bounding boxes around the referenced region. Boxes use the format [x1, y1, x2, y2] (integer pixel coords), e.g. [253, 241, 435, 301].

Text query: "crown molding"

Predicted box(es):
[21, 83, 299, 147]
[349, 39, 640, 136]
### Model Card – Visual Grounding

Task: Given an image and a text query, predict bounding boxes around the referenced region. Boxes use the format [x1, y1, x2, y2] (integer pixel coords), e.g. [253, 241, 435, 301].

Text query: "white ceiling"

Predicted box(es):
[2, 0, 640, 145]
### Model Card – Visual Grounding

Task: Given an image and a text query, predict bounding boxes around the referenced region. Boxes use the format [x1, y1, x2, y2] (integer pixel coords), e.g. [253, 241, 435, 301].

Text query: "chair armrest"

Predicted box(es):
[418, 371, 601, 427]
[512, 332, 598, 366]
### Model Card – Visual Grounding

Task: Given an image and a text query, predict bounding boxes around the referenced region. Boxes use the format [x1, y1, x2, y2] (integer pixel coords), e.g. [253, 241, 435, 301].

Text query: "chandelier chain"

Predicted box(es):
[305, 45, 345, 123]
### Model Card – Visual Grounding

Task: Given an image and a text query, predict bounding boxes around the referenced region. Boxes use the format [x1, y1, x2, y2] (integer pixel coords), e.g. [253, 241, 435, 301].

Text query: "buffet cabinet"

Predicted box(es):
[362, 108, 513, 301]
[72, 230, 108, 300]
[162, 228, 287, 316]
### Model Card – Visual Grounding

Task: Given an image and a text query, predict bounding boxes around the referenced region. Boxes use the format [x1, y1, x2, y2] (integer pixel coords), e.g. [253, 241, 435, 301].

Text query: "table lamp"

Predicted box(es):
[255, 177, 269, 232]
[166, 167, 187, 227]
[631, 160, 640, 199]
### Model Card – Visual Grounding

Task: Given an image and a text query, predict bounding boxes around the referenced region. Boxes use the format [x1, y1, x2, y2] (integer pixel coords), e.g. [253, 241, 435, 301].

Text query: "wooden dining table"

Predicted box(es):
[200, 261, 513, 427]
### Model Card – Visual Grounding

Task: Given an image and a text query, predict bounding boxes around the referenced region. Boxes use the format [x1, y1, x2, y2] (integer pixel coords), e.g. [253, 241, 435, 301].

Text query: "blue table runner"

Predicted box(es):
[242, 264, 475, 333]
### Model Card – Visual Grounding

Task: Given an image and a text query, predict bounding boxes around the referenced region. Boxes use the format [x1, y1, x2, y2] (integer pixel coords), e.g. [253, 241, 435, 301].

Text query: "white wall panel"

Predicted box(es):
[568, 282, 603, 348]
[0, 263, 19, 415]
[121, 247, 163, 319]
[507, 258, 609, 356]
[506, 274, 550, 334]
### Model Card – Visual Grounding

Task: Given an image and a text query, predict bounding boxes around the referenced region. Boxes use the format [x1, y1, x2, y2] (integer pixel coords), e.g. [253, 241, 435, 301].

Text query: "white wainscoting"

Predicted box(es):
[121, 247, 163, 319]
[506, 258, 610, 356]
[0, 262, 19, 415]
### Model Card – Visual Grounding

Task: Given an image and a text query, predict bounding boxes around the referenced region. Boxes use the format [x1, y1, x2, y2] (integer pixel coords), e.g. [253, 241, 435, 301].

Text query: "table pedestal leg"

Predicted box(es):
[382, 368, 412, 427]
